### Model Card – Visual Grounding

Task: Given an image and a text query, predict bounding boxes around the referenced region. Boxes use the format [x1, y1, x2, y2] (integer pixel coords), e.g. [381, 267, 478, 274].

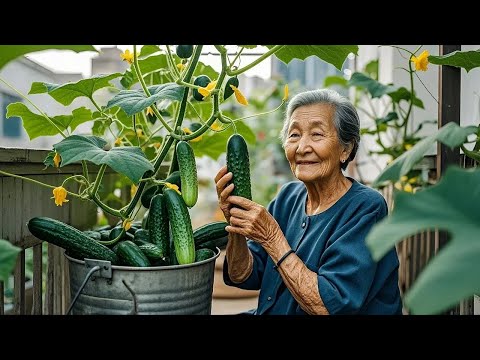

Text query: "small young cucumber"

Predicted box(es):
[195, 248, 216, 262]
[176, 141, 198, 207]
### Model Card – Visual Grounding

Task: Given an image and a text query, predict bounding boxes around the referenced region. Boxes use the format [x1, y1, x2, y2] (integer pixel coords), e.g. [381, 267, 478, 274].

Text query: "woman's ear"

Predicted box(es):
[342, 143, 353, 161]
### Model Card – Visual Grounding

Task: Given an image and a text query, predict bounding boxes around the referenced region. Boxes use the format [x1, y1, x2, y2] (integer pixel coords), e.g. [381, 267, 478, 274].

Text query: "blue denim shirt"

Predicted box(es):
[223, 178, 402, 315]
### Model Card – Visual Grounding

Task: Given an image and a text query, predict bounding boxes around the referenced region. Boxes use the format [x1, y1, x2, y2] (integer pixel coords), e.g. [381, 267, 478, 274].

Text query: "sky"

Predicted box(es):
[26, 45, 272, 79]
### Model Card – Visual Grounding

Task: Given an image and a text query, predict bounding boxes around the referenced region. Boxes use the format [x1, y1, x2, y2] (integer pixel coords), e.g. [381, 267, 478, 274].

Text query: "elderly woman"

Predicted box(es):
[214, 89, 402, 315]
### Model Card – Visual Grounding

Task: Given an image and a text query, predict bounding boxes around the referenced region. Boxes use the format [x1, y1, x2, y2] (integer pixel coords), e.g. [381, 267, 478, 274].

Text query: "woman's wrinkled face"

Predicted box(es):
[284, 103, 348, 183]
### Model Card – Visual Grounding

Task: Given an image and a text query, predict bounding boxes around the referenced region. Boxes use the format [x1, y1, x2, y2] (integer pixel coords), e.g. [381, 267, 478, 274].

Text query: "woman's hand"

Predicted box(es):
[226, 195, 283, 249]
[214, 165, 234, 222]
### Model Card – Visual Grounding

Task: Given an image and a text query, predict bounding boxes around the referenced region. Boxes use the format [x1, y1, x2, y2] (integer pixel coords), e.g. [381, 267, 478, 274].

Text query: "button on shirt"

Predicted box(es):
[223, 178, 403, 315]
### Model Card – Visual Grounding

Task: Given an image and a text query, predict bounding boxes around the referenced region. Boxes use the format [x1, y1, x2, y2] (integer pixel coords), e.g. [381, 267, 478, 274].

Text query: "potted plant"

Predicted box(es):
[0, 45, 356, 314]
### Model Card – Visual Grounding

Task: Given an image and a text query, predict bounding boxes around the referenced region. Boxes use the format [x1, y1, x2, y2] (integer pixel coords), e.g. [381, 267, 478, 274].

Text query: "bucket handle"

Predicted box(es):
[122, 280, 138, 315]
[66, 259, 113, 315]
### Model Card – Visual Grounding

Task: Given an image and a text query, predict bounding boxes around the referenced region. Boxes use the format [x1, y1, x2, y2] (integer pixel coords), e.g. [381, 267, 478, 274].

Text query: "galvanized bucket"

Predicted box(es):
[65, 247, 220, 315]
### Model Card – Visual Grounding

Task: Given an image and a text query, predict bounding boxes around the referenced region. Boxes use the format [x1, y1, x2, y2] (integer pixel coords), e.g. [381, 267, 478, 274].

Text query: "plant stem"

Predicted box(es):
[0, 76, 67, 138]
[230, 46, 245, 69]
[0, 169, 83, 199]
[166, 45, 181, 79]
[90, 164, 106, 197]
[133, 45, 173, 133]
[82, 160, 89, 183]
[226, 46, 285, 76]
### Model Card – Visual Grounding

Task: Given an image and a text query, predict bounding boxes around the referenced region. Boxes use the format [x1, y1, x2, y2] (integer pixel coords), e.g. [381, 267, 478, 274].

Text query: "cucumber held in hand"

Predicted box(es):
[227, 134, 252, 200]
[28, 217, 119, 264]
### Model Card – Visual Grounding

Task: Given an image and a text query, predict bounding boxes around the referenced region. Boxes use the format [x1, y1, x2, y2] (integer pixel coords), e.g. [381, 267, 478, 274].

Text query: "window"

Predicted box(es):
[1, 92, 22, 138]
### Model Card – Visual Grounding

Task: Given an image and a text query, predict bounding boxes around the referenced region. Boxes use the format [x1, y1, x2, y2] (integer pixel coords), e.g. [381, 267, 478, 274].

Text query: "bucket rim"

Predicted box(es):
[64, 246, 221, 271]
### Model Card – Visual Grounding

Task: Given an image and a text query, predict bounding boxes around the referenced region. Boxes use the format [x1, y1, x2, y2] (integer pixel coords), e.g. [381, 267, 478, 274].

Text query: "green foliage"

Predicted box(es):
[0, 45, 96, 71]
[0, 240, 21, 283]
[29, 73, 121, 106]
[53, 135, 154, 183]
[388, 87, 424, 109]
[323, 75, 348, 88]
[6, 103, 93, 139]
[348, 72, 396, 98]
[106, 83, 185, 116]
[366, 166, 480, 314]
[372, 123, 478, 187]
[429, 50, 480, 72]
[268, 45, 358, 70]
[189, 121, 255, 160]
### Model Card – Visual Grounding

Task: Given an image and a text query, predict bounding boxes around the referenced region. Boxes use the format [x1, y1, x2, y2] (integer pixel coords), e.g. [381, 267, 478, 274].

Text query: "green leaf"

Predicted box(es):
[0, 239, 21, 283]
[429, 50, 480, 72]
[348, 72, 396, 98]
[268, 45, 358, 71]
[323, 75, 348, 88]
[366, 166, 480, 314]
[364, 59, 379, 80]
[375, 112, 398, 125]
[189, 121, 255, 160]
[140, 45, 161, 57]
[29, 73, 121, 106]
[53, 135, 154, 184]
[43, 151, 55, 168]
[388, 87, 424, 109]
[6, 103, 93, 139]
[0, 45, 96, 71]
[372, 122, 478, 187]
[106, 83, 185, 116]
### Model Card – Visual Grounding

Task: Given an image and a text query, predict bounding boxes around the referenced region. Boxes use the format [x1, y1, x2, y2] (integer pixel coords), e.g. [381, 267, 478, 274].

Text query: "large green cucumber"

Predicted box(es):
[196, 237, 228, 251]
[226, 134, 252, 200]
[27, 217, 119, 264]
[148, 194, 170, 260]
[163, 188, 195, 265]
[193, 221, 228, 247]
[113, 241, 151, 267]
[141, 171, 182, 209]
[176, 141, 198, 207]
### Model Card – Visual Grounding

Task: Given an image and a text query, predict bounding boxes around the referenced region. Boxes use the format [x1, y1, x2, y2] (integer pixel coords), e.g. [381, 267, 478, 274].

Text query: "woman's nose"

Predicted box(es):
[295, 136, 312, 154]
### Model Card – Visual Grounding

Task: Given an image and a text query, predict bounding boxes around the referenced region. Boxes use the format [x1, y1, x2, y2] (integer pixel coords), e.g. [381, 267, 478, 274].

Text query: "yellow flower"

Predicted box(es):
[146, 107, 155, 116]
[182, 127, 202, 143]
[400, 175, 408, 182]
[177, 63, 186, 71]
[52, 186, 69, 207]
[411, 50, 429, 71]
[394, 182, 403, 191]
[230, 84, 248, 106]
[120, 49, 135, 64]
[198, 80, 217, 99]
[123, 219, 132, 231]
[283, 84, 289, 101]
[403, 183, 413, 193]
[210, 122, 222, 131]
[114, 137, 122, 146]
[136, 129, 144, 138]
[408, 177, 418, 184]
[153, 142, 161, 149]
[404, 143, 413, 150]
[165, 182, 181, 195]
[130, 184, 137, 198]
[53, 152, 61, 168]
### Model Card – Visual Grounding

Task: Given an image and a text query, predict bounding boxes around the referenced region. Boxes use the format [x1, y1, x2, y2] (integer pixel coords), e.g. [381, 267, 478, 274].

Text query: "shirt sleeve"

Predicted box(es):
[317, 198, 387, 315]
[222, 197, 278, 290]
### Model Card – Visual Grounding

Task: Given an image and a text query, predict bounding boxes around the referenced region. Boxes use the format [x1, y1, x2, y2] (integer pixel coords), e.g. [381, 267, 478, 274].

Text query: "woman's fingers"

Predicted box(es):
[214, 165, 228, 183]
[215, 172, 233, 197]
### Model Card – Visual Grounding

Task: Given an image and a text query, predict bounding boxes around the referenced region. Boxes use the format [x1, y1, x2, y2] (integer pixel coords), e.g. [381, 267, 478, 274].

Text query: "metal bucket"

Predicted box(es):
[65, 247, 220, 315]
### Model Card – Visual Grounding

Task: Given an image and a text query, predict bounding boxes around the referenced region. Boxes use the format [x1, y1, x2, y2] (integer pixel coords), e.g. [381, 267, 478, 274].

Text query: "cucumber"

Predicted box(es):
[176, 45, 194, 59]
[113, 241, 151, 267]
[148, 194, 170, 259]
[141, 183, 162, 208]
[133, 229, 150, 243]
[195, 248, 215, 262]
[27, 217, 119, 264]
[227, 134, 252, 200]
[192, 75, 211, 101]
[223, 77, 239, 101]
[142, 209, 150, 229]
[163, 188, 195, 264]
[138, 243, 165, 261]
[109, 226, 133, 242]
[168, 141, 180, 175]
[83, 230, 102, 242]
[176, 141, 198, 207]
[189, 122, 202, 132]
[197, 237, 228, 251]
[164, 170, 182, 190]
[169, 236, 178, 265]
[193, 221, 228, 247]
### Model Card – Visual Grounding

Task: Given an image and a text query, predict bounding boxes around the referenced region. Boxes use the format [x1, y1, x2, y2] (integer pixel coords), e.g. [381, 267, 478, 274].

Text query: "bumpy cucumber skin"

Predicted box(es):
[195, 248, 215, 262]
[148, 194, 170, 260]
[176, 141, 198, 207]
[113, 241, 151, 267]
[227, 134, 252, 200]
[163, 188, 195, 265]
[193, 221, 228, 247]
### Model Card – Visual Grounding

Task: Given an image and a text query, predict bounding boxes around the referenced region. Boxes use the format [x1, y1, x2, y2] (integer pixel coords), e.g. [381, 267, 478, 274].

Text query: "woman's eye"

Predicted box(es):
[289, 133, 299, 138]
[312, 133, 323, 137]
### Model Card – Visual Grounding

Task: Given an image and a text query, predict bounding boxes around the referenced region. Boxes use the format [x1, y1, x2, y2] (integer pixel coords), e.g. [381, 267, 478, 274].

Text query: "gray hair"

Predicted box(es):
[280, 88, 360, 170]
